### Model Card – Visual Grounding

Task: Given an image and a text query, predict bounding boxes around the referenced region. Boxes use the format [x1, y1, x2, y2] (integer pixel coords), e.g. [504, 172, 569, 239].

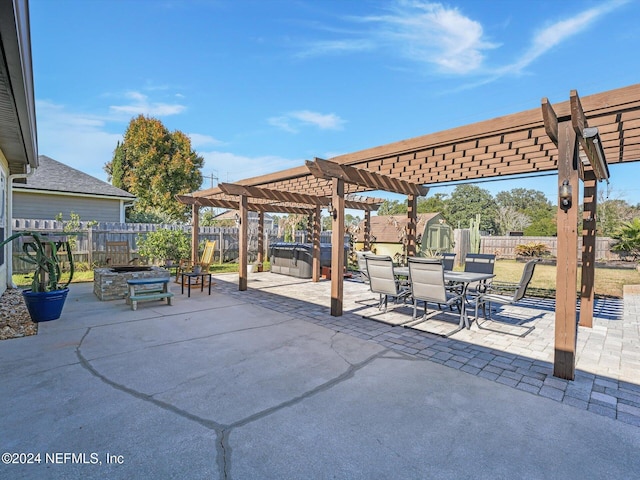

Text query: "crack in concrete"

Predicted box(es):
[219, 350, 386, 478]
[81, 317, 296, 363]
[75, 323, 388, 480]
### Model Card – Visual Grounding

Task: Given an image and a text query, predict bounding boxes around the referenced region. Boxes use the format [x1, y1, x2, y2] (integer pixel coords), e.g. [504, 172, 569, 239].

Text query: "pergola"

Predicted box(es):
[178, 83, 640, 380]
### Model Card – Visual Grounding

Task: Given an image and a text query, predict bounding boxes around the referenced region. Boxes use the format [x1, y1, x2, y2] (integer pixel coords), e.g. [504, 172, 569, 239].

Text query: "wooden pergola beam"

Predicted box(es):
[176, 194, 315, 214]
[219, 182, 326, 206]
[541, 97, 559, 146]
[570, 90, 610, 181]
[306, 158, 429, 197]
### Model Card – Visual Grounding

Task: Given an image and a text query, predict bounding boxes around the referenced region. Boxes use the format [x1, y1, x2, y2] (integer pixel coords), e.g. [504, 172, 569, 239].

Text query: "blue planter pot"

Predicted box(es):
[22, 288, 69, 322]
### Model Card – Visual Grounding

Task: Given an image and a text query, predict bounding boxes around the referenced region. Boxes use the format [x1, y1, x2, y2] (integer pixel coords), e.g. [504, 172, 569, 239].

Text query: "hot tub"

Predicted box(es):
[269, 243, 348, 279]
[93, 266, 171, 301]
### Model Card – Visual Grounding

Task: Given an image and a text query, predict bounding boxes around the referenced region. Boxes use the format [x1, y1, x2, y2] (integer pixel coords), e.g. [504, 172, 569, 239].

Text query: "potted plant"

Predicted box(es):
[0, 231, 74, 322]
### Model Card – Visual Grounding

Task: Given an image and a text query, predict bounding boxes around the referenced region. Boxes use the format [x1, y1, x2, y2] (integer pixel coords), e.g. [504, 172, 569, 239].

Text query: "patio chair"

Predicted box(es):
[365, 254, 410, 312]
[441, 252, 456, 271]
[105, 241, 138, 266]
[407, 257, 464, 324]
[176, 240, 216, 285]
[355, 250, 373, 283]
[463, 253, 496, 296]
[473, 258, 540, 326]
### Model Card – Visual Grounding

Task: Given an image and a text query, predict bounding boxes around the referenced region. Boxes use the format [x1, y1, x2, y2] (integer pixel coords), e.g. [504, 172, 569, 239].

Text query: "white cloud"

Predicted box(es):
[362, 1, 498, 74]
[295, 39, 374, 58]
[199, 151, 300, 185]
[268, 116, 298, 133]
[289, 110, 345, 130]
[188, 133, 224, 148]
[298, 0, 626, 80]
[298, 1, 496, 74]
[269, 110, 345, 133]
[36, 100, 122, 181]
[109, 91, 186, 117]
[503, 1, 628, 74]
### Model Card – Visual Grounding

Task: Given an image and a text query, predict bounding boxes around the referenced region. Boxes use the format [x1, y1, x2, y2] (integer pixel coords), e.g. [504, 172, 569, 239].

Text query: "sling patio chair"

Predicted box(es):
[176, 240, 217, 286]
[463, 253, 496, 297]
[355, 250, 373, 284]
[441, 252, 456, 271]
[404, 257, 465, 335]
[365, 254, 410, 312]
[472, 258, 540, 335]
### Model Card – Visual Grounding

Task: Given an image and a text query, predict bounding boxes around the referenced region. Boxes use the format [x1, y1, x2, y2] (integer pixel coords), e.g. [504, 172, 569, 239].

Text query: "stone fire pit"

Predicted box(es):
[93, 266, 171, 301]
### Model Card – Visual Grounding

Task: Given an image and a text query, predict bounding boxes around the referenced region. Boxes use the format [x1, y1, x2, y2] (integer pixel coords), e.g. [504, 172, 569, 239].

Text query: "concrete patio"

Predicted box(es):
[1, 272, 639, 479]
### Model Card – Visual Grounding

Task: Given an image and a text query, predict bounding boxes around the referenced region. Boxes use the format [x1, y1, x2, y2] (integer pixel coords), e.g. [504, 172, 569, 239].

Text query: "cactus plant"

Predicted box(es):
[469, 214, 481, 254]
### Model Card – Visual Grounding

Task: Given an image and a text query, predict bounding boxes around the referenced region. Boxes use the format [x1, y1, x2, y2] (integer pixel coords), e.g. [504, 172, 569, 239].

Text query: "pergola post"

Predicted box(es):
[580, 170, 598, 328]
[191, 204, 200, 264]
[312, 204, 321, 282]
[406, 194, 417, 258]
[554, 120, 579, 380]
[364, 210, 371, 251]
[257, 211, 264, 269]
[330, 177, 345, 316]
[238, 195, 248, 291]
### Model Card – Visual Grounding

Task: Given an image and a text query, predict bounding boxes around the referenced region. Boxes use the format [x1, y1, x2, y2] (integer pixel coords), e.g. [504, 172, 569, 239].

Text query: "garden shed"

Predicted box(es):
[353, 213, 452, 258]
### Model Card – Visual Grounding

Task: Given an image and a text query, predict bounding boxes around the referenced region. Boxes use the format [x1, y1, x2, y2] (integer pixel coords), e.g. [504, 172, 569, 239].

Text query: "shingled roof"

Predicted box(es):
[14, 155, 135, 199]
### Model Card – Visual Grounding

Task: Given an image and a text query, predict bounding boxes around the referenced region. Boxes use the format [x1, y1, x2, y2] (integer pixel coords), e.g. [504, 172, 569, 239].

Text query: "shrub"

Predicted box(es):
[515, 242, 549, 257]
[611, 218, 640, 261]
[137, 229, 191, 264]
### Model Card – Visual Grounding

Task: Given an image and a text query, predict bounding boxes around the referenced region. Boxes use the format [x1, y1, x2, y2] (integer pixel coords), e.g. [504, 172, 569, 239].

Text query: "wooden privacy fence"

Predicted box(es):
[480, 235, 620, 261]
[10, 219, 337, 273]
[450, 230, 621, 266]
[13, 219, 620, 273]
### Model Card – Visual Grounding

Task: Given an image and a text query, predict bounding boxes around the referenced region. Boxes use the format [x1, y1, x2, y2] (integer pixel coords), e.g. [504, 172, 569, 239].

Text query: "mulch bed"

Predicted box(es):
[0, 288, 37, 340]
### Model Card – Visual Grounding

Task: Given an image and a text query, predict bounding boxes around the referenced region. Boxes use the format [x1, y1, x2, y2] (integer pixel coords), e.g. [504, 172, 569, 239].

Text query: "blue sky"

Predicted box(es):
[30, 0, 640, 206]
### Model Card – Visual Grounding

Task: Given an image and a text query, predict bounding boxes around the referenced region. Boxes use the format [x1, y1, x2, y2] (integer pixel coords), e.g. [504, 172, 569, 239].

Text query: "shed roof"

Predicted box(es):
[14, 155, 135, 199]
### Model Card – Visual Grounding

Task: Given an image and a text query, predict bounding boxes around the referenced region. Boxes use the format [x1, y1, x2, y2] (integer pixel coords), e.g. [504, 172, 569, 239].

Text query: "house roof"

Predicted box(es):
[14, 155, 135, 199]
[0, 0, 38, 175]
[354, 213, 441, 243]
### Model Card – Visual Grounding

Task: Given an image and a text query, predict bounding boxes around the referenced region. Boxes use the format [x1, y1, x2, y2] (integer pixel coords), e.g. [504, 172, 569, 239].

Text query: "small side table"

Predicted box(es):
[180, 272, 212, 297]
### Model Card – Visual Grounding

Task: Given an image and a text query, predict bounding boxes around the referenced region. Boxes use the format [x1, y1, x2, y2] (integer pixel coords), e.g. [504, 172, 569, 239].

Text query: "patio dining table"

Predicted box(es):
[394, 267, 495, 332]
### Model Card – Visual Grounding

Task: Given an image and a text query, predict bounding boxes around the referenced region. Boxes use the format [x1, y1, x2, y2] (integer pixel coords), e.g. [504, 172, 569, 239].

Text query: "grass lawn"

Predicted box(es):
[493, 259, 640, 298]
[13, 260, 638, 298]
[12, 262, 255, 288]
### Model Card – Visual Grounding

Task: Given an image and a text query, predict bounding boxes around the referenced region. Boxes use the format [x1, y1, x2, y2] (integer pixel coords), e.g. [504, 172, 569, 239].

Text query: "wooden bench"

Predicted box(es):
[126, 278, 174, 311]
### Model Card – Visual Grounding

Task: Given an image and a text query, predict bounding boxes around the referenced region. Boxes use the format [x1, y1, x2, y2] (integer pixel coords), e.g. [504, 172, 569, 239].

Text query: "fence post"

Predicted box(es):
[87, 226, 93, 266]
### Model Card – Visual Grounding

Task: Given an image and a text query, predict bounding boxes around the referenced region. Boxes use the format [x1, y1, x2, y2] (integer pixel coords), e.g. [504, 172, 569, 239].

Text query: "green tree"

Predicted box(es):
[496, 188, 555, 235]
[105, 115, 204, 221]
[495, 188, 550, 212]
[525, 217, 557, 236]
[418, 193, 448, 214]
[375, 194, 448, 217]
[377, 199, 406, 215]
[445, 185, 498, 233]
[597, 195, 638, 236]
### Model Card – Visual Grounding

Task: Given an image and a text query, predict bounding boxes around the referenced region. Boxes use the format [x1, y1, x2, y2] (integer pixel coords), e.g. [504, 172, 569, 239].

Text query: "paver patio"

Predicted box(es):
[0, 273, 638, 479]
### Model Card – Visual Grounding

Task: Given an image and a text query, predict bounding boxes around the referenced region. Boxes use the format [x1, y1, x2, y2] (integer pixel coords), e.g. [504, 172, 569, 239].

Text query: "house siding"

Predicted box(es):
[0, 152, 8, 294]
[13, 191, 122, 222]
